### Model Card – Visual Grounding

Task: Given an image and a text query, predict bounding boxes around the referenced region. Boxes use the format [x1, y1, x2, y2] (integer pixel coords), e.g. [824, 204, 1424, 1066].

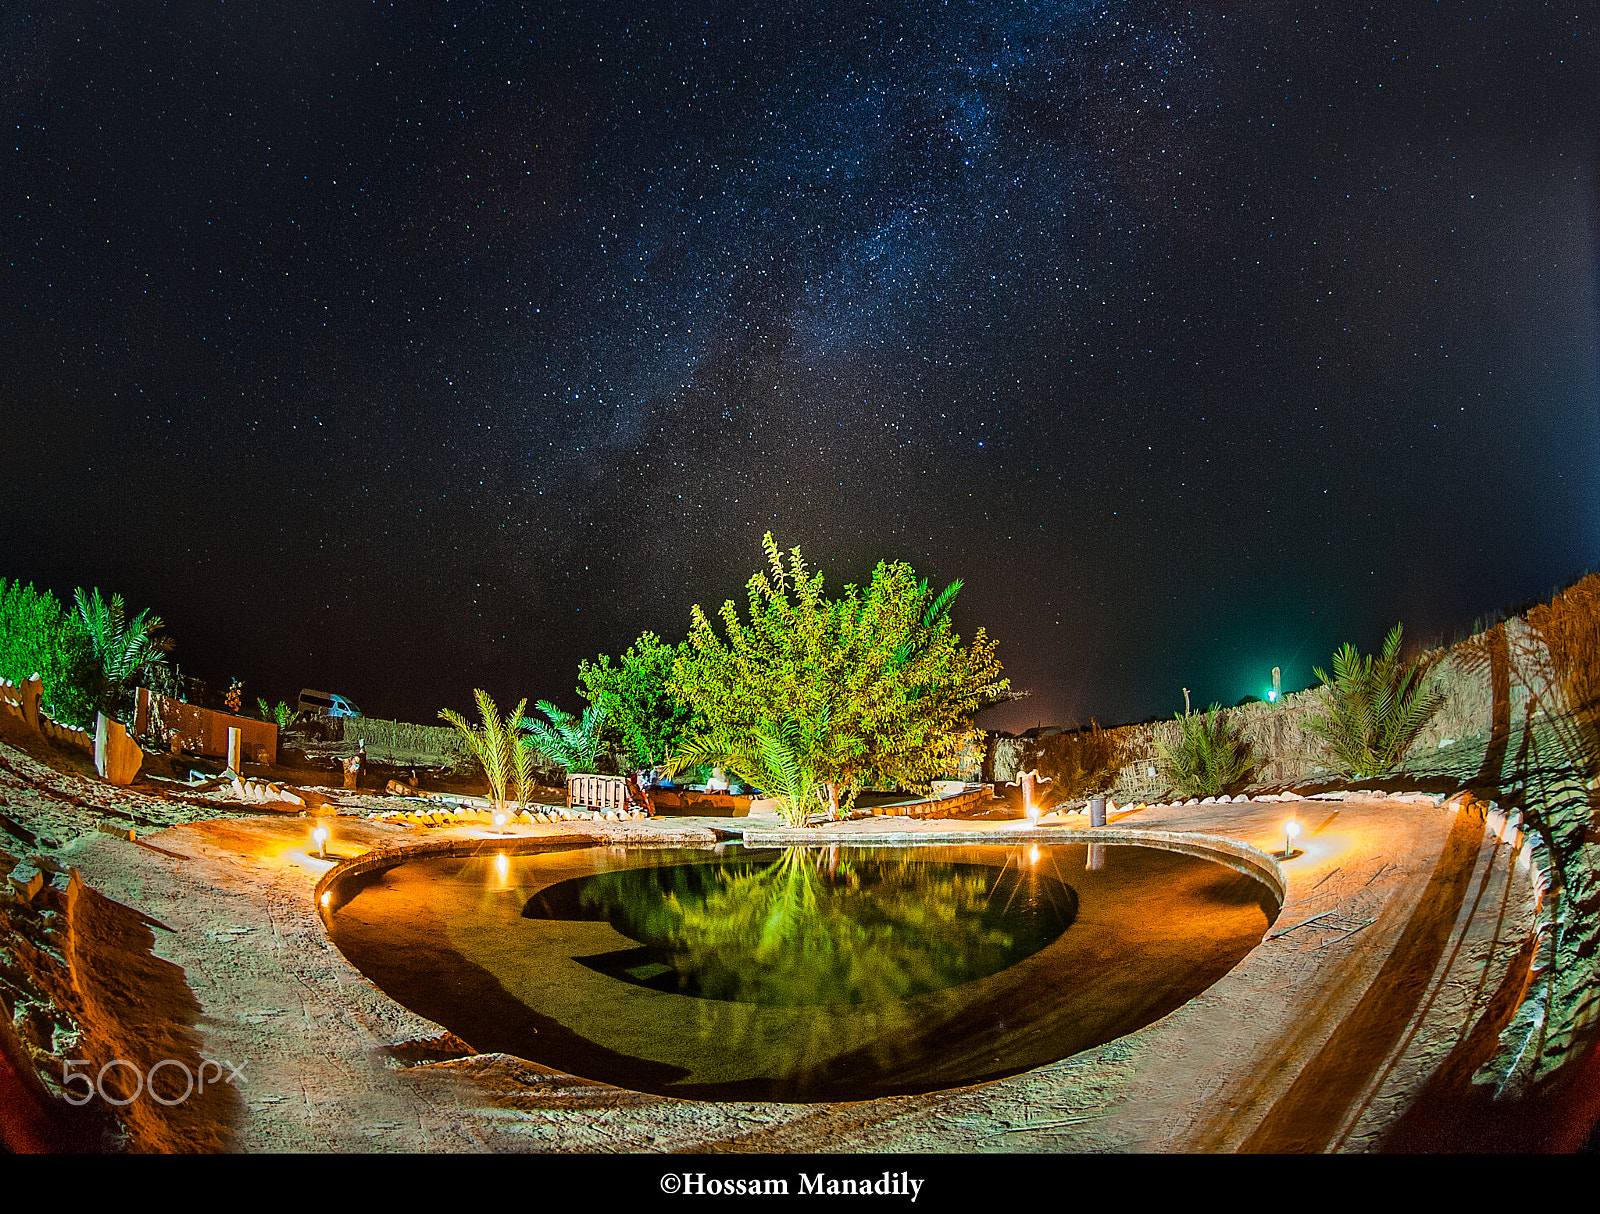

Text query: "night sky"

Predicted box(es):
[3, 1, 1597, 733]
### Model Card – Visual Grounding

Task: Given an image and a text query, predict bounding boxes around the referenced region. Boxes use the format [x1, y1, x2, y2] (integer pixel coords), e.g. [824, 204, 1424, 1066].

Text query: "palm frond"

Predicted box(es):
[1304, 624, 1444, 777]
[438, 691, 526, 806]
[1156, 704, 1253, 798]
[524, 700, 609, 774]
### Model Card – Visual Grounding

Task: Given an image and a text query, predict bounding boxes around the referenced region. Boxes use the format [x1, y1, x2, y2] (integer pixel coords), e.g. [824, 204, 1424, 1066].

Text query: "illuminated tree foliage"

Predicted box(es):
[72, 587, 173, 702]
[577, 631, 695, 770]
[0, 580, 173, 728]
[668, 534, 1007, 821]
[522, 699, 609, 776]
[0, 580, 98, 727]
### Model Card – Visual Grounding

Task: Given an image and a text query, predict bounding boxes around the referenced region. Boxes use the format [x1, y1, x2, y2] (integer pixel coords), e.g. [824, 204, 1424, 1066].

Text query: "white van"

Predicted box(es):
[297, 689, 363, 719]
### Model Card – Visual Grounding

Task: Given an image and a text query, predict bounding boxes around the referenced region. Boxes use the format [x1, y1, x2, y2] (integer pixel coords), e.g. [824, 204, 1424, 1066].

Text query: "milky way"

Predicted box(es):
[2, 1, 1597, 730]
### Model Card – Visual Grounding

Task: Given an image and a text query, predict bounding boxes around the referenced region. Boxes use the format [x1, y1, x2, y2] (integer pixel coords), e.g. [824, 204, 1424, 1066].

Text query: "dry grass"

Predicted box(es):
[1522, 575, 1600, 772]
[340, 716, 468, 767]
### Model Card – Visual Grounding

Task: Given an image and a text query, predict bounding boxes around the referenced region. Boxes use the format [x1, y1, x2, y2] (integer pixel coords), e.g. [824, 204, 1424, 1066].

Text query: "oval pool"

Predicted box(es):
[325, 840, 1278, 1102]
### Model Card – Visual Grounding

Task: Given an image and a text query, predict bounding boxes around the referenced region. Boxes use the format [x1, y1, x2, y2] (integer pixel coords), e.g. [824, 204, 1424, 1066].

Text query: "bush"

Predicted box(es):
[0, 580, 101, 728]
[1305, 624, 1444, 778]
[1156, 704, 1254, 798]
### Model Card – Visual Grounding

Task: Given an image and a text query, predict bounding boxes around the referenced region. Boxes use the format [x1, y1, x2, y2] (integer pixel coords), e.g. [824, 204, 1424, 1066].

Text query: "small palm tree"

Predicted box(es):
[439, 689, 527, 809]
[668, 717, 833, 827]
[258, 698, 294, 729]
[73, 587, 172, 706]
[1305, 624, 1444, 778]
[1156, 704, 1254, 798]
[522, 700, 608, 775]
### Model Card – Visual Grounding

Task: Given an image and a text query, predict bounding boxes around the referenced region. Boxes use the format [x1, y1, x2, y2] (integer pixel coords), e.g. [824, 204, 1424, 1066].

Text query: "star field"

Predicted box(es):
[2, 1, 1597, 730]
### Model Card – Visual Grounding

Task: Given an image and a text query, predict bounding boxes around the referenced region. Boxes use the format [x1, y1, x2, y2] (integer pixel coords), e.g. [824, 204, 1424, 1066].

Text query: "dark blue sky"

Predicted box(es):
[3, 1, 1597, 731]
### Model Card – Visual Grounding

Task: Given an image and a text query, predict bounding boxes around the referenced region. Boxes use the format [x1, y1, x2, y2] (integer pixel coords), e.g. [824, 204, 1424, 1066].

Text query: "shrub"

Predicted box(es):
[258, 698, 295, 729]
[0, 580, 100, 728]
[1305, 623, 1444, 777]
[1156, 704, 1254, 798]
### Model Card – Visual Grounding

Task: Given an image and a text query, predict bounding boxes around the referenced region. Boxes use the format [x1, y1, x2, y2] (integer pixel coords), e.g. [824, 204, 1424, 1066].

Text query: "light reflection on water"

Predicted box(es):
[328, 841, 1276, 1101]
[543, 846, 1076, 1005]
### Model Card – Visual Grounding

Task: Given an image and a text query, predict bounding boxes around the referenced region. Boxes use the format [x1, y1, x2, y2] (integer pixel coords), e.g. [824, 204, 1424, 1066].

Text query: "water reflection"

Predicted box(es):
[332, 841, 1277, 1101]
[541, 846, 1077, 1005]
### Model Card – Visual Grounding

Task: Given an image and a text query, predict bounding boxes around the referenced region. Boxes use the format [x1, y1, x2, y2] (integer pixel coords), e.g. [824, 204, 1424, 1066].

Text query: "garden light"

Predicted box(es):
[1283, 818, 1302, 858]
[493, 809, 508, 835]
[312, 824, 329, 858]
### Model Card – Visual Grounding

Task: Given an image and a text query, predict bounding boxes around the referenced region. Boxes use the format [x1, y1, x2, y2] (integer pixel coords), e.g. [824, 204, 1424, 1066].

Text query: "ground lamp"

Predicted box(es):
[1282, 818, 1302, 859]
[312, 824, 329, 859]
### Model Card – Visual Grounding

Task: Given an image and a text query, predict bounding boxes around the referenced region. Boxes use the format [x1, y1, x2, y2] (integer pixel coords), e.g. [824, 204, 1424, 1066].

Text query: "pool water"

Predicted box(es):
[328, 841, 1277, 1102]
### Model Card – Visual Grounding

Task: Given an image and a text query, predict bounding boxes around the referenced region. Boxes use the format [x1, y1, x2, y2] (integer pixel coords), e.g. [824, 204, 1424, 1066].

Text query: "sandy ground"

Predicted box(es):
[0, 713, 1558, 1153]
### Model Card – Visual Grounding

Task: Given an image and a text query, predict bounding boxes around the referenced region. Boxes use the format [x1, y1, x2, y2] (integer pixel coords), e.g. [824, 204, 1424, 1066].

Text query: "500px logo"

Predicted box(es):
[62, 1058, 246, 1107]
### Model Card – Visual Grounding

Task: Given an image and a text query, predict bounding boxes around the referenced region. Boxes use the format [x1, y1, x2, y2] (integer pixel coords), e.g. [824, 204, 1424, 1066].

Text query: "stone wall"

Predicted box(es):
[978, 622, 1531, 805]
[132, 689, 277, 765]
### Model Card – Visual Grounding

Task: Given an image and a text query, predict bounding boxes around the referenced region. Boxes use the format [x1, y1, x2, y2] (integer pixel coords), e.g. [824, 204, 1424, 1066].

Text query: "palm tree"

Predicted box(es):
[1156, 704, 1254, 798]
[668, 716, 836, 827]
[439, 689, 526, 809]
[1305, 624, 1445, 778]
[522, 700, 608, 775]
[72, 587, 172, 709]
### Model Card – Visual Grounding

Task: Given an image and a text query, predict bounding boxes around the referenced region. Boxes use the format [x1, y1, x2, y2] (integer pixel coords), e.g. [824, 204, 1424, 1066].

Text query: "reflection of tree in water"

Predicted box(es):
[583, 848, 1063, 1006]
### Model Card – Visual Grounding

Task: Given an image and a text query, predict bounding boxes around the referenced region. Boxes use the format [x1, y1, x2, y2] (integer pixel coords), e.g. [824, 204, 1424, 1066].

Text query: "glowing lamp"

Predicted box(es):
[1283, 818, 1302, 858]
[312, 824, 329, 858]
[493, 810, 508, 835]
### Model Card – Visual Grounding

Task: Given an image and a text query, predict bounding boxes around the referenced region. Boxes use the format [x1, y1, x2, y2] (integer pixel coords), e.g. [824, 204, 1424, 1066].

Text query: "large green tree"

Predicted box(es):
[577, 631, 695, 770]
[667, 534, 1007, 821]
